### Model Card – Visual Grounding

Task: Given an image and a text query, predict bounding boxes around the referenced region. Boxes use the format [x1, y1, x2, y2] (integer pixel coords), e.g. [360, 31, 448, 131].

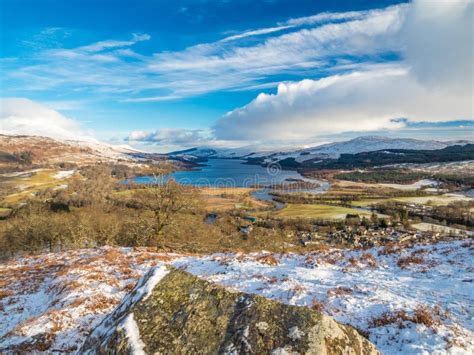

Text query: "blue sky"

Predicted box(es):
[0, 0, 472, 152]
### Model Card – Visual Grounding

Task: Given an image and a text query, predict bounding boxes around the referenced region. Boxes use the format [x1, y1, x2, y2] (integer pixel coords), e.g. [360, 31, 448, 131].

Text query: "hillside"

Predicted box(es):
[311, 144, 474, 169]
[289, 136, 459, 161]
[168, 137, 472, 166]
[0, 135, 138, 168]
[1, 240, 472, 353]
[247, 137, 472, 166]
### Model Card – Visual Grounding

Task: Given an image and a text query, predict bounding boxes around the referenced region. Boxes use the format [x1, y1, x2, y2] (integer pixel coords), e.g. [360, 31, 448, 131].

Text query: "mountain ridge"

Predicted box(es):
[0, 134, 139, 167]
[167, 136, 472, 163]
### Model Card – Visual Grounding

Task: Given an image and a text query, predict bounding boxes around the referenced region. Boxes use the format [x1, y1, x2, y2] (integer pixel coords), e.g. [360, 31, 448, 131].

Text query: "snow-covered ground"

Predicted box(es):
[0, 248, 179, 352]
[1, 240, 473, 354]
[412, 223, 474, 237]
[379, 179, 438, 191]
[53, 170, 76, 180]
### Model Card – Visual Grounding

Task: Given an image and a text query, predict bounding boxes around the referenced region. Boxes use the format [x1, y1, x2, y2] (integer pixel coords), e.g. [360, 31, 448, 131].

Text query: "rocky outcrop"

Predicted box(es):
[81, 267, 379, 354]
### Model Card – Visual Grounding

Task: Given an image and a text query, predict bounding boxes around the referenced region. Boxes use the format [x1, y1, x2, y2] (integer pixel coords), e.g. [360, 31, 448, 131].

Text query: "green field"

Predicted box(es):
[0, 207, 11, 217]
[0, 169, 73, 205]
[351, 193, 471, 208]
[275, 203, 372, 220]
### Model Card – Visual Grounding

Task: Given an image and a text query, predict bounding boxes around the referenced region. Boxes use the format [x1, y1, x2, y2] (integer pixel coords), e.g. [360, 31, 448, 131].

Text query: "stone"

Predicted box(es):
[81, 267, 379, 355]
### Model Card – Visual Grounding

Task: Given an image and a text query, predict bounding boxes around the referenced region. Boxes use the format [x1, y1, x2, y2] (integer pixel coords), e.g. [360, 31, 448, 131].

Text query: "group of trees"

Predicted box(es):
[312, 144, 474, 170]
[0, 164, 201, 257]
[335, 169, 474, 190]
[335, 170, 427, 184]
[374, 200, 473, 228]
[0, 150, 32, 167]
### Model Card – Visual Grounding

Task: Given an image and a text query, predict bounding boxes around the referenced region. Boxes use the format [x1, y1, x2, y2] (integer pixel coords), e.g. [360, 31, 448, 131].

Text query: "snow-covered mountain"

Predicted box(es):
[167, 147, 220, 162]
[0, 134, 141, 166]
[245, 136, 472, 164]
[166, 136, 471, 164]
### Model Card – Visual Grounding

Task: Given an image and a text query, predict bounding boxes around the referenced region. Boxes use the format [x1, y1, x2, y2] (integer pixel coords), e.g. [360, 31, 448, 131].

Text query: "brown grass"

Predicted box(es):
[268, 276, 279, 284]
[0, 289, 13, 300]
[411, 248, 429, 255]
[256, 254, 279, 266]
[88, 295, 118, 312]
[322, 251, 342, 265]
[68, 297, 85, 308]
[122, 282, 136, 292]
[378, 242, 400, 256]
[360, 252, 378, 267]
[327, 286, 353, 297]
[311, 299, 325, 312]
[304, 255, 317, 268]
[369, 305, 446, 329]
[347, 256, 358, 266]
[397, 255, 424, 269]
[291, 284, 306, 294]
[102, 249, 124, 262]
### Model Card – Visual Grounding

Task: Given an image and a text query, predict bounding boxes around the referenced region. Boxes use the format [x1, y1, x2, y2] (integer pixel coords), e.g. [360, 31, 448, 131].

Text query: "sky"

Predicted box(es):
[0, 0, 472, 152]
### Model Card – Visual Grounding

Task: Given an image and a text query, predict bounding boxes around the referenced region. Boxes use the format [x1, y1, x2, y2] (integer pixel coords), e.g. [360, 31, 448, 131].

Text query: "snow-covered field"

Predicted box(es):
[0, 248, 177, 352]
[1, 240, 473, 354]
[53, 170, 76, 180]
[379, 179, 438, 191]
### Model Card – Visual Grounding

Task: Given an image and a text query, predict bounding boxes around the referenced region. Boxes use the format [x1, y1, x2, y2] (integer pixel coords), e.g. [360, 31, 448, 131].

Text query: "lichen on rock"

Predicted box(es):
[81, 267, 379, 355]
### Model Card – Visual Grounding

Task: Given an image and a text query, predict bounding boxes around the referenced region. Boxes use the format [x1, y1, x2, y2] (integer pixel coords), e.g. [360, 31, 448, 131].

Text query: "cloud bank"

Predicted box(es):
[126, 128, 246, 152]
[0, 98, 93, 141]
[3, 0, 472, 149]
[214, 0, 473, 143]
[127, 128, 211, 146]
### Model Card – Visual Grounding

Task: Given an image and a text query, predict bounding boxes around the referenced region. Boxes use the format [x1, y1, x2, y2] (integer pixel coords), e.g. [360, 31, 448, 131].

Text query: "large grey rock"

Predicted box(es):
[81, 267, 379, 355]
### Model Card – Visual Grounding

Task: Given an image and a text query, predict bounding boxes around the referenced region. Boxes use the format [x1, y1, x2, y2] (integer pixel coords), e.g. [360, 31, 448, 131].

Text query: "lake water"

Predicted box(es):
[133, 159, 330, 207]
[463, 189, 474, 197]
[134, 159, 310, 188]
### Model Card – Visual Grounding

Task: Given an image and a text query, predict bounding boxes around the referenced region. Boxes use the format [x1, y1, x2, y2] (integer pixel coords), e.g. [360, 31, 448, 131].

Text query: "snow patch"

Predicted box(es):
[288, 326, 304, 340]
[120, 313, 146, 355]
[1, 241, 472, 354]
[53, 170, 75, 179]
[379, 179, 438, 191]
[176, 240, 474, 354]
[141, 266, 169, 301]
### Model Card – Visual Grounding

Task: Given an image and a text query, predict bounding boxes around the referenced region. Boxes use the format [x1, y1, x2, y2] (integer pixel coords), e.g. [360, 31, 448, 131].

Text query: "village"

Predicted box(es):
[239, 217, 470, 249]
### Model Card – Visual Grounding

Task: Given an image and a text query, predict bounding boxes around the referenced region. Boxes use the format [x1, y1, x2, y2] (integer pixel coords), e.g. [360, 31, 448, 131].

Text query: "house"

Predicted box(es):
[244, 216, 258, 223]
[240, 224, 253, 235]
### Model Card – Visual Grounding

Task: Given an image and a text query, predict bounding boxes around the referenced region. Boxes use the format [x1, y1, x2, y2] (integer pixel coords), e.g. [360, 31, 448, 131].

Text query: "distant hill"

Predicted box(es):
[252, 136, 471, 164]
[0, 134, 139, 168]
[169, 136, 472, 165]
[167, 147, 219, 162]
[307, 144, 474, 169]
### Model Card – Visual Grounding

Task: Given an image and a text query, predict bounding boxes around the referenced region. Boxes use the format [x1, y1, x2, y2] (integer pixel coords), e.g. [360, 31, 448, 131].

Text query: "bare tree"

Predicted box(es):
[133, 170, 198, 249]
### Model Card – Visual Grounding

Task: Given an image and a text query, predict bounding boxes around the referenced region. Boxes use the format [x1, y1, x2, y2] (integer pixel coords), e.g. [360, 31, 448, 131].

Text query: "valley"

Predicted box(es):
[2, 0, 472, 352]
[0, 134, 472, 353]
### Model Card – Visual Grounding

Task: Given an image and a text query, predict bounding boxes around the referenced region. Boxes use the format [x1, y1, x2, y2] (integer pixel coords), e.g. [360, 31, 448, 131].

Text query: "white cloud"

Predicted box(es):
[219, 25, 294, 42]
[214, 0, 473, 143]
[122, 95, 183, 103]
[126, 128, 245, 152]
[4, 0, 472, 150]
[6, 5, 407, 100]
[285, 8, 382, 26]
[402, 0, 472, 92]
[0, 98, 94, 141]
[146, 4, 406, 95]
[79, 33, 150, 53]
[127, 128, 211, 146]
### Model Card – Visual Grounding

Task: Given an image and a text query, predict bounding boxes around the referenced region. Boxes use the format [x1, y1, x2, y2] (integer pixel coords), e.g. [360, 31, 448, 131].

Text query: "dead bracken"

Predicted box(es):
[368, 305, 448, 330]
